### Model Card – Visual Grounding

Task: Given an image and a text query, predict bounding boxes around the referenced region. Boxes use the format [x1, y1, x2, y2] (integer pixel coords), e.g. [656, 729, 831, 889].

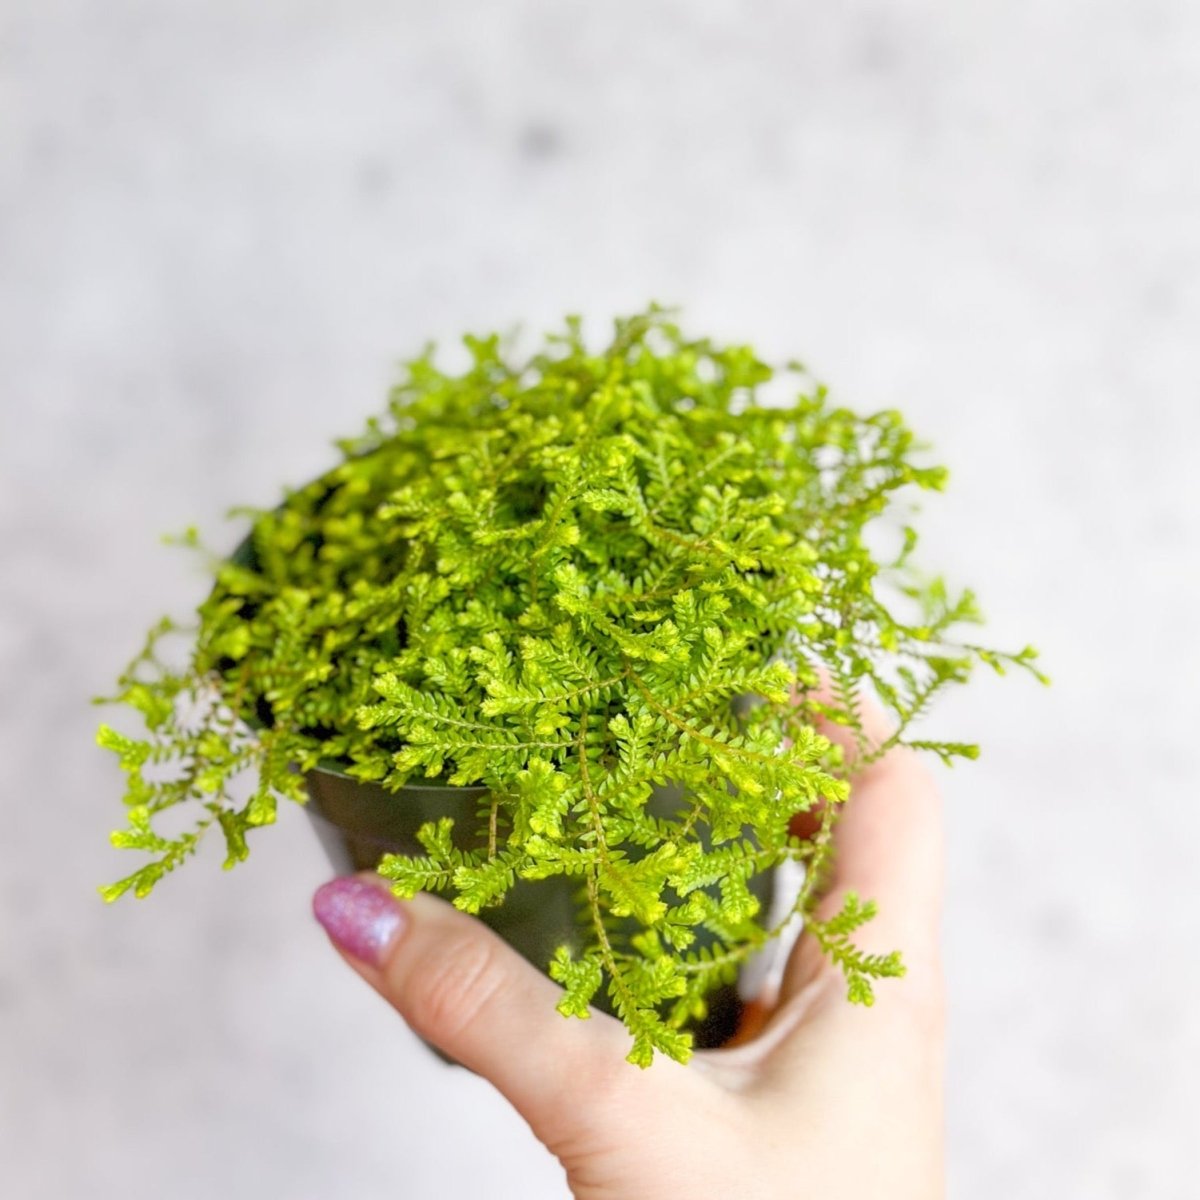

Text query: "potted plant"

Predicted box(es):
[97, 307, 1043, 1067]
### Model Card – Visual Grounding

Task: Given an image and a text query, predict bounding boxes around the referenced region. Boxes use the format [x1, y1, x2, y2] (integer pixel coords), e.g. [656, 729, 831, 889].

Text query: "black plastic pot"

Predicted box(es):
[304, 764, 771, 1049]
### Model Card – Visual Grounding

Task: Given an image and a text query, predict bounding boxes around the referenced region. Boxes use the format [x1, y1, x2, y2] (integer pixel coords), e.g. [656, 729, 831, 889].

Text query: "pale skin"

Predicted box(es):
[316, 698, 945, 1200]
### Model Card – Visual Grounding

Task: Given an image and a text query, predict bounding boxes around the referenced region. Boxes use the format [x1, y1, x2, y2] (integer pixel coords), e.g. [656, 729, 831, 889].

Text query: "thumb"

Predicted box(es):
[311, 875, 631, 1139]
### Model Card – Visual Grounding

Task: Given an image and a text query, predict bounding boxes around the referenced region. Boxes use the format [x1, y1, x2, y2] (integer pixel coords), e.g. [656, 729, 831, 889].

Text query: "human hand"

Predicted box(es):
[312, 701, 945, 1200]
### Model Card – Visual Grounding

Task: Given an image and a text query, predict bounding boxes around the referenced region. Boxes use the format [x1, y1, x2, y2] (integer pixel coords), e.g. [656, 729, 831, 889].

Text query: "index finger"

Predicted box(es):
[780, 696, 944, 1002]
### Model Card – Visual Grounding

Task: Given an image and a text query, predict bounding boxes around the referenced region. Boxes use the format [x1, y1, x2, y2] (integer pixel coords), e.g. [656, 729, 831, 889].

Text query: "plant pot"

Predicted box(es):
[304, 764, 774, 1050]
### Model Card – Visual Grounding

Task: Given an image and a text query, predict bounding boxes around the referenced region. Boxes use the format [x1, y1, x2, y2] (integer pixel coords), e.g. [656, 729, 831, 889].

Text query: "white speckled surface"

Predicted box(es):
[2, 4, 1197, 1197]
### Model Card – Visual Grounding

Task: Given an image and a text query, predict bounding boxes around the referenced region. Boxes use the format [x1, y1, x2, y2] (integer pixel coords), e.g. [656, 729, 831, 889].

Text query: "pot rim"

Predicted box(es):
[306, 757, 491, 795]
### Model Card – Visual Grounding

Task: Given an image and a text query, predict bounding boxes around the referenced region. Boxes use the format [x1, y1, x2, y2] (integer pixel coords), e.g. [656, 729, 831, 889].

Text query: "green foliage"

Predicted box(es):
[806, 892, 906, 1006]
[97, 306, 1043, 1065]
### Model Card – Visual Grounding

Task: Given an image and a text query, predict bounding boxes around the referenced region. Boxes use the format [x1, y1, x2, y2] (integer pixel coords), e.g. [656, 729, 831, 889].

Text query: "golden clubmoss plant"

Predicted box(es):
[97, 307, 1044, 1066]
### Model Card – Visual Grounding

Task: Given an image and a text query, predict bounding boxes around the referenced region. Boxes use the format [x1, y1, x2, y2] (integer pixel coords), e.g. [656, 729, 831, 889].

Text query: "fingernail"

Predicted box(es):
[312, 877, 406, 967]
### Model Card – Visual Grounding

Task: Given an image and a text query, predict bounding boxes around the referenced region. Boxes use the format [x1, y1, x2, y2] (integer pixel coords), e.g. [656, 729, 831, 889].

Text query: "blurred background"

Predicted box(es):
[2, 3, 1196, 1197]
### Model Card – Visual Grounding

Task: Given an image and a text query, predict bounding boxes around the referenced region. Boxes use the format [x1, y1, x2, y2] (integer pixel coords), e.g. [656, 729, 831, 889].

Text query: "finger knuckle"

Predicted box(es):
[407, 929, 506, 1042]
[902, 961, 947, 1032]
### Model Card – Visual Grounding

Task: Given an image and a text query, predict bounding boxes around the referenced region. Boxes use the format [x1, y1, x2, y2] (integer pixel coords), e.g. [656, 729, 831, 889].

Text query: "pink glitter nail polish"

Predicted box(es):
[312, 877, 406, 967]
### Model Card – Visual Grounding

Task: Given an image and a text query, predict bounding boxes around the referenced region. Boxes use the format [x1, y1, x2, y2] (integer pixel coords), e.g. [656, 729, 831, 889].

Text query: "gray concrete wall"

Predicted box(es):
[2, 3, 1196, 1197]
